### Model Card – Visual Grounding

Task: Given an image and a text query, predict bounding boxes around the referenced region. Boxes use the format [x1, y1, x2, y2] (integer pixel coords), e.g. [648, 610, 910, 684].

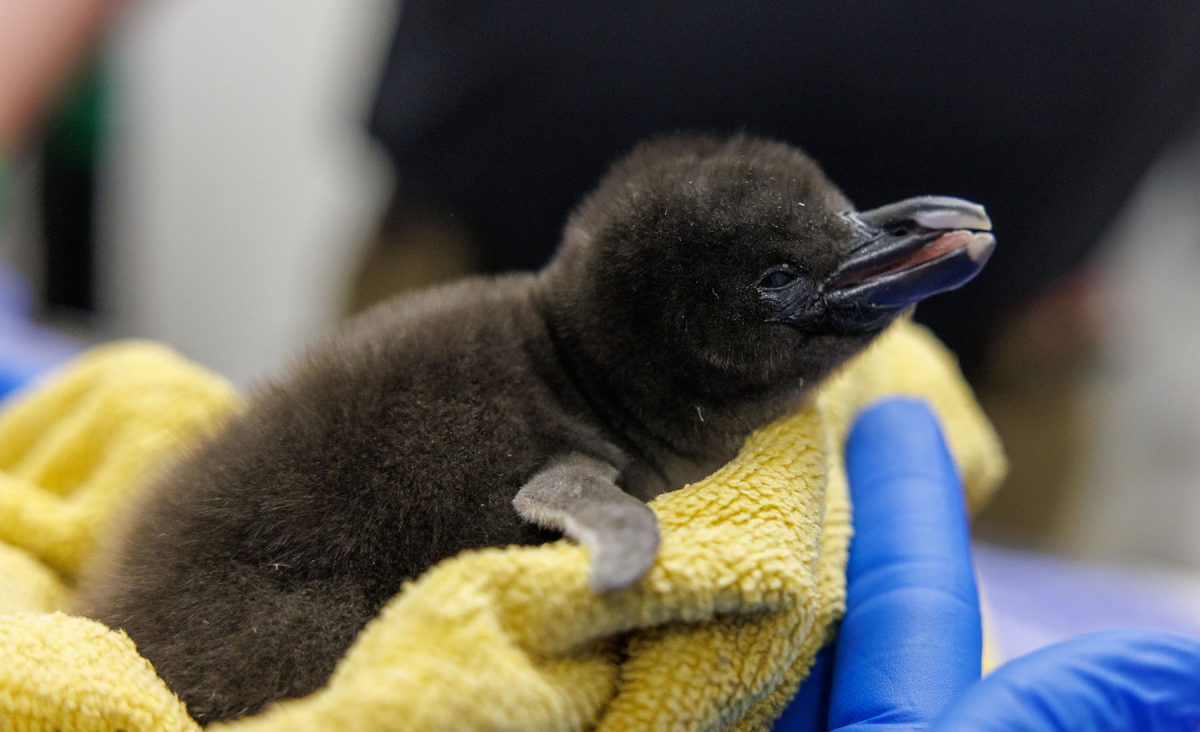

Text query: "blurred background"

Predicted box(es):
[2, 1, 1199, 657]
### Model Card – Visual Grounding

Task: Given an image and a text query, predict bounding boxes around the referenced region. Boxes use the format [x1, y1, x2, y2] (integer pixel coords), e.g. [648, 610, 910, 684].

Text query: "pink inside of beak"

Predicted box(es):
[891, 230, 974, 271]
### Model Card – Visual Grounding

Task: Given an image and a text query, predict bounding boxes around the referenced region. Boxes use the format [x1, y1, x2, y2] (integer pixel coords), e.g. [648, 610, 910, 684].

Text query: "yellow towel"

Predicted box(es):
[0, 321, 1005, 732]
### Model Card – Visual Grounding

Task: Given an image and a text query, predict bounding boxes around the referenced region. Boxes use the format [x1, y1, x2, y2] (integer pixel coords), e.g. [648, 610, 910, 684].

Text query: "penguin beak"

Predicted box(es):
[821, 196, 995, 331]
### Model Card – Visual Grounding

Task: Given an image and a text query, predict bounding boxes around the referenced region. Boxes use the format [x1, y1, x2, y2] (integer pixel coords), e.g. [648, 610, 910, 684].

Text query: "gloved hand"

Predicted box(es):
[776, 398, 1200, 731]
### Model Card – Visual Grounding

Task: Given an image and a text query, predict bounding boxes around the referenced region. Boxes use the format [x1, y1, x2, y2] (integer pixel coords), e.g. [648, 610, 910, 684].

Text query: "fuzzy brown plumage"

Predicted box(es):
[75, 135, 912, 722]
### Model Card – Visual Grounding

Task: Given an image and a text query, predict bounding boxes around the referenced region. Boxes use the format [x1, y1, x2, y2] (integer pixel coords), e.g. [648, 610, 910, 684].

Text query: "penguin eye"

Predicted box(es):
[757, 266, 800, 290]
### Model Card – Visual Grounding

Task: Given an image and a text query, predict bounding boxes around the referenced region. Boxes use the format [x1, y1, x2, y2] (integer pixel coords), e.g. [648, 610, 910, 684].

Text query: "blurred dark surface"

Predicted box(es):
[367, 1, 1200, 374]
[39, 64, 107, 314]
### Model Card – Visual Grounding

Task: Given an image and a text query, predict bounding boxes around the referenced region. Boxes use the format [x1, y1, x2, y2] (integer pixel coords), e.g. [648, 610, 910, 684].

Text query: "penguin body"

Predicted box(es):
[77, 135, 994, 722]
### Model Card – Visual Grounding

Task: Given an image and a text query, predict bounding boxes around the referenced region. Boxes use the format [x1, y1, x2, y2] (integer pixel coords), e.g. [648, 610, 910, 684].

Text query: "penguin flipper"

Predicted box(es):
[513, 453, 659, 593]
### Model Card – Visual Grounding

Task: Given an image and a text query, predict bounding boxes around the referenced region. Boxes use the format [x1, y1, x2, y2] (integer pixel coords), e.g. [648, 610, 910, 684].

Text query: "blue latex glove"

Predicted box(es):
[776, 398, 1200, 731]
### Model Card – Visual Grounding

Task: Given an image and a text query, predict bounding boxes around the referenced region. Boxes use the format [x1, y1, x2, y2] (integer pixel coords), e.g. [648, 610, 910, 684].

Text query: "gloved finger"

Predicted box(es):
[774, 645, 835, 731]
[829, 398, 981, 731]
[933, 628, 1200, 732]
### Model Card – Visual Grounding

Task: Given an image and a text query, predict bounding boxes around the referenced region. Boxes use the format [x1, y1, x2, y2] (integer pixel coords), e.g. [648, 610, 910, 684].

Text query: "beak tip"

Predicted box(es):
[966, 232, 995, 263]
[909, 197, 992, 233]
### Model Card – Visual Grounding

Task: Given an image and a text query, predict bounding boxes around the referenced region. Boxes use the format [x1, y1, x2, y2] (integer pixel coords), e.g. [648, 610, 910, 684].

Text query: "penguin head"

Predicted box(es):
[542, 134, 993, 397]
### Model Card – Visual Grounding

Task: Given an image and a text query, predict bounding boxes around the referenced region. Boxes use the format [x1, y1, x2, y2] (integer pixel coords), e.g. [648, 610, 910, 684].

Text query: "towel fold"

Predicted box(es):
[0, 320, 1005, 731]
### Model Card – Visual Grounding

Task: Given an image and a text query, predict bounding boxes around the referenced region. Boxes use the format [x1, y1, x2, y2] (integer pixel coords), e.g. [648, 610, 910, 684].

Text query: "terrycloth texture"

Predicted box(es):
[0, 342, 239, 582]
[0, 343, 238, 731]
[0, 321, 1005, 731]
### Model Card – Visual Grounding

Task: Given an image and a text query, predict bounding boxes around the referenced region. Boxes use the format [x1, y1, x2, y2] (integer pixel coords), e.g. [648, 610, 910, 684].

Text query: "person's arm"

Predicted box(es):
[0, 0, 123, 153]
[777, 399, 1200, 731]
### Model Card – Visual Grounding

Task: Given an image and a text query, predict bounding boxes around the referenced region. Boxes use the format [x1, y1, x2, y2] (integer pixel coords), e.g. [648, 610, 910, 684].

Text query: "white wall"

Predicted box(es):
[100, 0, 395, 385]
[1074, 135, 1200, 565]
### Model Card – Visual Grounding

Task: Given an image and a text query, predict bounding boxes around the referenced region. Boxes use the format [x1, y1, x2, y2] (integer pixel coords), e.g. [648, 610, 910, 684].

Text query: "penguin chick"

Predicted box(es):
[74, 134, 994, 723]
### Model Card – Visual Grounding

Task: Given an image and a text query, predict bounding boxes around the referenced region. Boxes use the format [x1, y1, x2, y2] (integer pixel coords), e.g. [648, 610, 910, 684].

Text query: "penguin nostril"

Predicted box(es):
[890, 227, 910, 237]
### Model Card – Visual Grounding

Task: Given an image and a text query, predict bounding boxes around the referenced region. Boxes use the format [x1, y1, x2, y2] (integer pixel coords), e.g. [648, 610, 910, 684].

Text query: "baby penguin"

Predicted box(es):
[76, 134, 993, 722]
